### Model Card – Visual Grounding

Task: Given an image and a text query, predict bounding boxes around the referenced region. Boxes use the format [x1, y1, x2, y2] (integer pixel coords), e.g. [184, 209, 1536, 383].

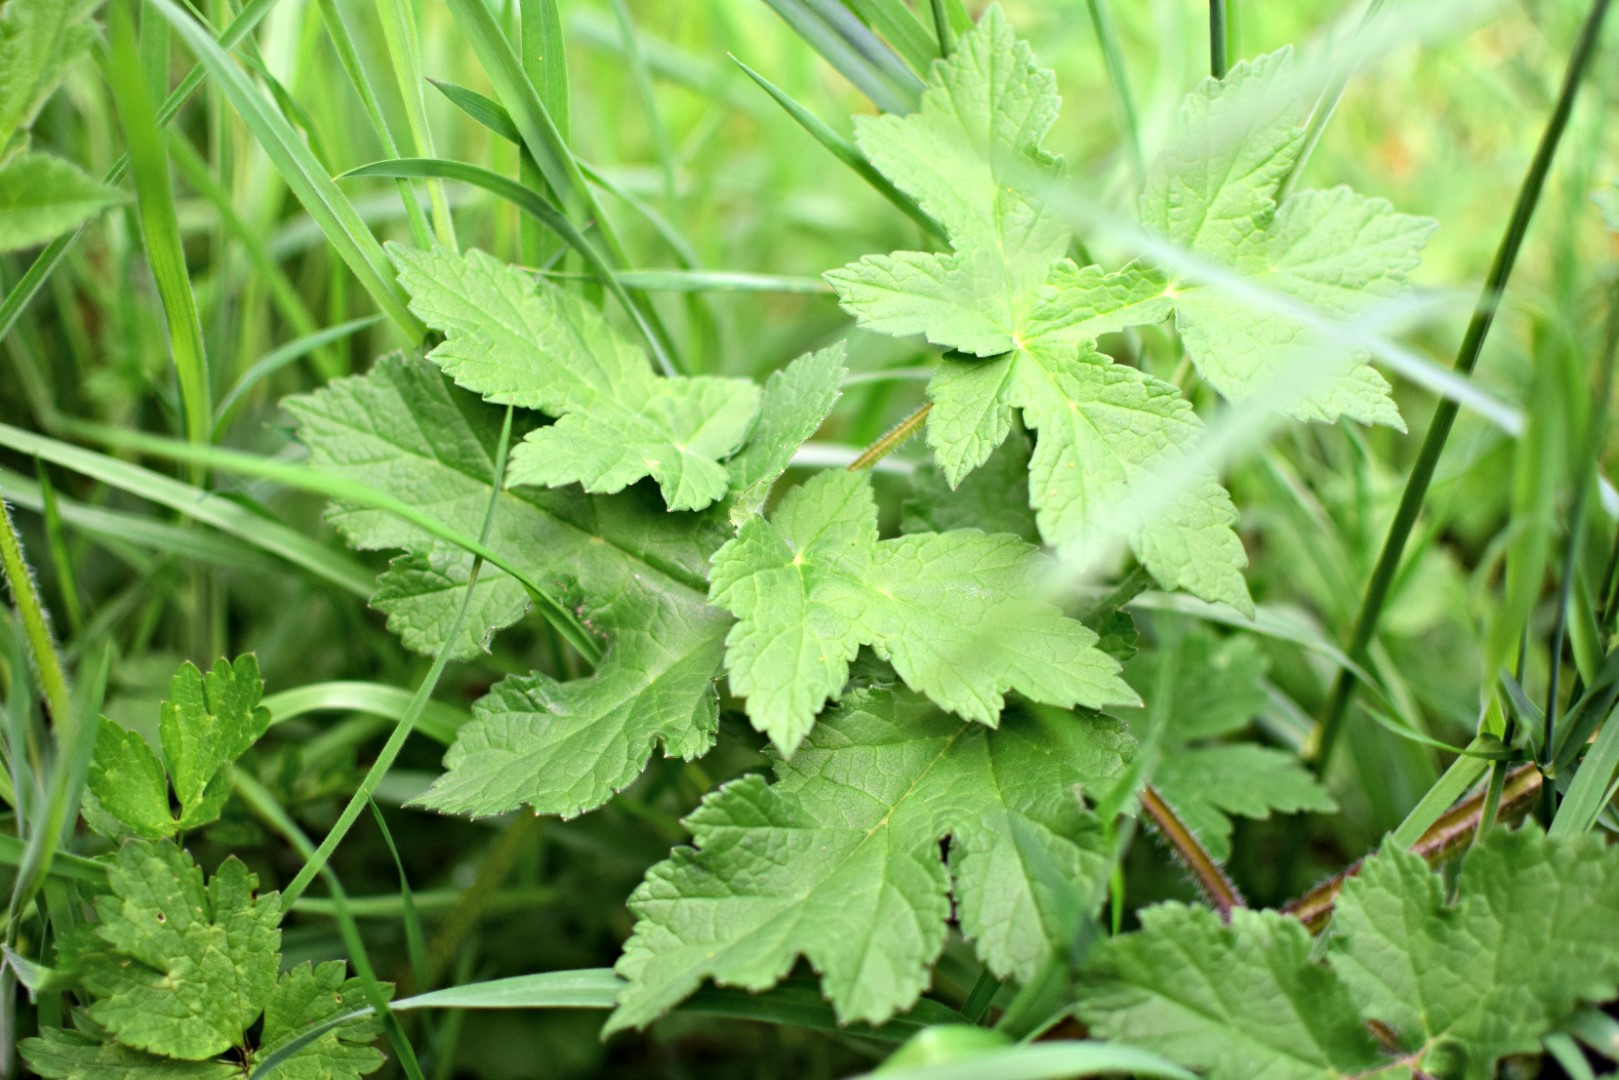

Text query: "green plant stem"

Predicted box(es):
[282, 407, 515, 908]
[847, 402, 931, 472]
[1208, 0, 1229, 78]
[1278, 0, 1389, 200]
[1309, 0, 1614, 777]
[1141, 785, 1245, 918]
[0, 500, 72, 740]
[1084, 0, 1144, 187]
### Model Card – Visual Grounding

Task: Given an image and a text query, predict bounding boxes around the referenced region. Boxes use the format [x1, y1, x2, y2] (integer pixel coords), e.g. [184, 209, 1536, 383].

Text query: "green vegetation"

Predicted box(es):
[2, 0, 1618, 1076]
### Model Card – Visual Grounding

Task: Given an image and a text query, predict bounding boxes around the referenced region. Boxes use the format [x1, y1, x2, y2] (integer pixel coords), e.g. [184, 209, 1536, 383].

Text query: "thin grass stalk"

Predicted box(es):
[1208, 0, 1229, 78]
[1084, 0, 1144, 188]
[1310, 0, 1615, 776]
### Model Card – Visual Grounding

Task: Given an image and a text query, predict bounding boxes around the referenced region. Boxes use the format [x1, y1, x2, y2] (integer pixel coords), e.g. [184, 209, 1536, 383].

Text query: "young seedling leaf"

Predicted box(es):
[825, 8, 1251, 612]
[709, 469, 1137, 755]
[609, 687, 1131, 1032]
[391, 244, 760, 512]
[286, 355, 733, 818]
[87, 656, 272, 838]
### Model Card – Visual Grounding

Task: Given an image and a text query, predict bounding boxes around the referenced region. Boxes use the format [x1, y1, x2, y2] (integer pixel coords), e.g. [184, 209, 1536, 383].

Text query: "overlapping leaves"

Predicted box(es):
[609, 687, 1132, 1031]
[711, 469, 1136, 755]
[1076, 825, 1619, 1079]
[22, 841, 384, 1078]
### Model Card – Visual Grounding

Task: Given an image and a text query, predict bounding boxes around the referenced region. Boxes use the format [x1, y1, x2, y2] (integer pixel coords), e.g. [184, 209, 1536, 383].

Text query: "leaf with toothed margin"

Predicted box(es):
[727, 344, 846, 523]
[607, 687, 1132, 1033]
[390, 243, 761, 511]
[1138, 49, 1435, 427]
[824, 8, 1250, 613]
[709, 469, 1137, 756]
[284, 354, 733, 819]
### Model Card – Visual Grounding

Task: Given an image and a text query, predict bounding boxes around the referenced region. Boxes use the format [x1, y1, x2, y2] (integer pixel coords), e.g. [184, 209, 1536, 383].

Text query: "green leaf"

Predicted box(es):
[1124, 626, 1332, 859]
[60, 841, 281, 1060]
[86, 723, 171, 840]
[21, 1029, 238, 1079]
[0, 152, 122, 252]
[1076, 905, 1386, 1079]
[609, 687, 1131, 1032]
[710, 470, 1137, 754]
[1138, 48, 1435, 427]
[391, 244, 760, 511]
[824, 10, 1250, 612]
[901, 434, 1038, 544]
[160, 656, 272, 828]
[286, 355, 733, 818]
[254, 962, 387, 1080]
[1077, 825, 1619, 1080]
[726, 344, 846, 523]
[1332, 827, 1619, 1075]
[86, 655, 272, 837]
[0, 0, 97, 146]
[824, 6, 1065, 359]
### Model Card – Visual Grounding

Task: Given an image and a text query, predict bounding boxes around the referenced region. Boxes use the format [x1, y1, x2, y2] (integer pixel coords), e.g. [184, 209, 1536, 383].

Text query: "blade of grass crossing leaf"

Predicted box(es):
[232, 773, 424, 1080]
[849, 1043, 1198, 1080]
[929, 0, 955, 56]
[346, 157, 673, 379]
[145, 0, 423, 340]
[1312, 0, 1615, 776]
[374, 0, 457, 249]
[731, 57, 941, 239]
[0, 424, 374, 597]
[758, 0, 921, 114]
[107, 3, 211, 474]
[0, 0, 284, 343]
[282, 407, 516, 910]
[308, 0, 433, 250]
[34, 420, 600, 659]
[842, 0, 938, 73]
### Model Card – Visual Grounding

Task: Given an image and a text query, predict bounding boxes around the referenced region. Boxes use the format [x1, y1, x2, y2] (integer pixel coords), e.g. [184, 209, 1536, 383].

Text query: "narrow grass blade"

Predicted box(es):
[375, 0, 458, 249]
[107, 4, 211, 464]
[145, 0, 424, 340]
[758, 0, 921, 114]
[848, 1043, 1197, 1080]
[0, 424, 374, 597]
[345, 157, 675, 378]
[0, 0, 285, 343]
[261, 681, 469, 746]
[731, 56, 941, 239]
[1550, 702, 1619, 836]
[1311, 0, 1615, 775]
[30, 465, 80, 633]
[608, 0, 677, 205]
[214, 316, 381, 435]
[842, 0, 938, 74]
[1084, 0, 1144, 186]
[518, 0, 569, 265]
[1390, 740, 1493, 848]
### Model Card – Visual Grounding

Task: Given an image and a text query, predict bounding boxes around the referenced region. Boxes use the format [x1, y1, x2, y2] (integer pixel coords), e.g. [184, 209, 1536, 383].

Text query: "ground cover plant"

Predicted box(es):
[1, 0, 1618, 1076]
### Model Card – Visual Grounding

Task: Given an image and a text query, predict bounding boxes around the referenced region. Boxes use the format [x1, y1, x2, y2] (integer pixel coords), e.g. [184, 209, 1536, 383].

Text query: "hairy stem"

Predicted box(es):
[1283, 763, 1542, 932]
[0, 499, 73, 741]
[1311, 0, 1615, 776]
[1141, 784, 1246, 918]
[848, 402, 932, 472]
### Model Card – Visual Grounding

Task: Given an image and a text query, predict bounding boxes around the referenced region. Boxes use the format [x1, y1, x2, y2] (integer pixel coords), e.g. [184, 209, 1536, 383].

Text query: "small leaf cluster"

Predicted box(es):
[21, 840, 386, 1079]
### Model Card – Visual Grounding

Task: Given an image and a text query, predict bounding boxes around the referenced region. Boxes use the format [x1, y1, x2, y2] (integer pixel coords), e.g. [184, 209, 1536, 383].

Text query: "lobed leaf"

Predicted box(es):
[710, 469, 1137, 755]
[610, 687, 1131, 1032]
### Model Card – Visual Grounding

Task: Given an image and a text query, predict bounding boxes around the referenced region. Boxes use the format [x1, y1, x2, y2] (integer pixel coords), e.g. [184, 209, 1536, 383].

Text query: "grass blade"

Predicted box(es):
[758, 0, 921, 114]
[145, 0, 423, 340]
